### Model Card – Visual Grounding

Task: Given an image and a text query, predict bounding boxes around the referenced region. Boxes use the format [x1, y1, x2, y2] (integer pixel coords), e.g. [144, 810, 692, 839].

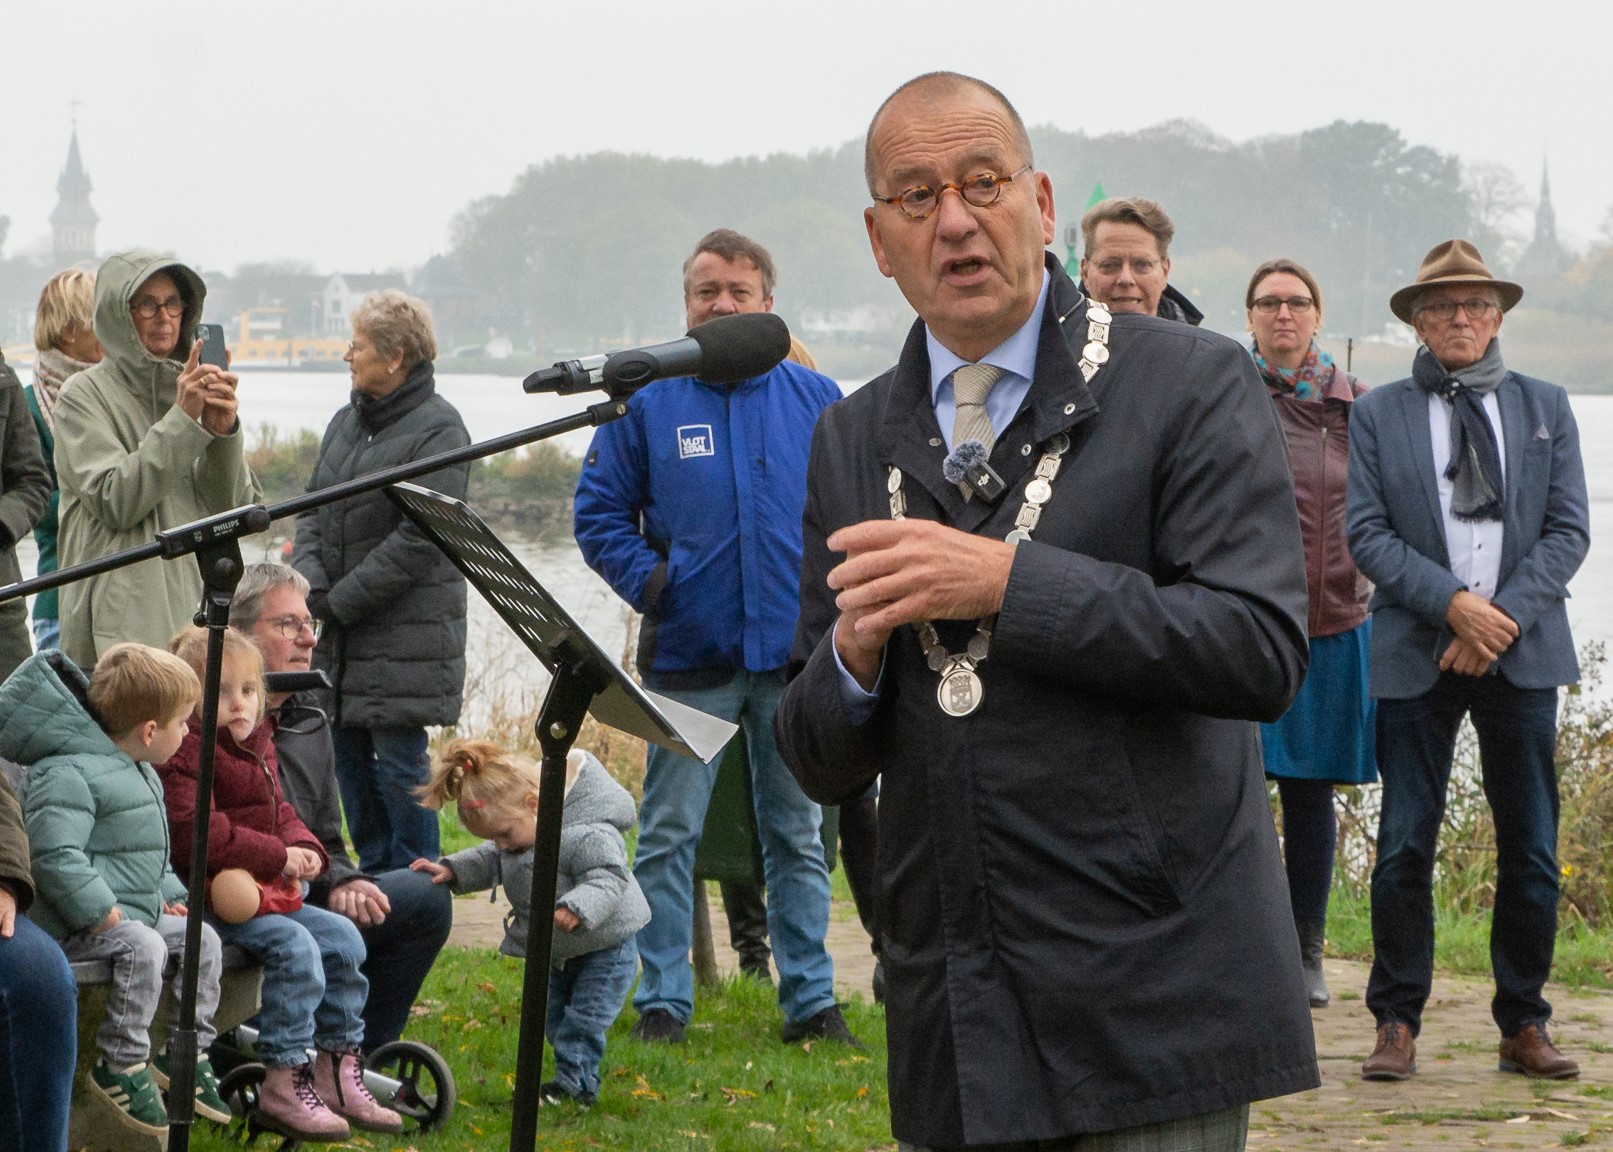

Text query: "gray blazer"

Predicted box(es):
[1346, 367, 1590, 699]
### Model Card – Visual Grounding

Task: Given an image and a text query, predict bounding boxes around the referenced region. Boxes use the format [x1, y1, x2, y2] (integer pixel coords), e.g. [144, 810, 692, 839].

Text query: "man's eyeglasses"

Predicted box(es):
[1414, 298, 1499, 322]
[131, 297, 185, 320]
[1252, 296, 1316, 315]
[872, 165, 1033, 221]
[1092, 257, 1161, 278]
[268, 614, 322, 642]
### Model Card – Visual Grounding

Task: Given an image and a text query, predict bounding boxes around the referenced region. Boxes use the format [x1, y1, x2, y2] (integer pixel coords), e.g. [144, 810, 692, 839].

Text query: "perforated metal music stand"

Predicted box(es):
[386, 482, 736, 1150]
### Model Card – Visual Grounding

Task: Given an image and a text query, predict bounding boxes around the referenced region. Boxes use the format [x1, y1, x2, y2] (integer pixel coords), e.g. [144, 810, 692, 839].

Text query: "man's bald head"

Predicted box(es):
[864, 72, 1035, 193]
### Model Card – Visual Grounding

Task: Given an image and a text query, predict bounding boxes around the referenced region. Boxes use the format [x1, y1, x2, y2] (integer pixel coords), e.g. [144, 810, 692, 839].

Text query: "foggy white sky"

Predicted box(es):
[5, 0, 1610, 275]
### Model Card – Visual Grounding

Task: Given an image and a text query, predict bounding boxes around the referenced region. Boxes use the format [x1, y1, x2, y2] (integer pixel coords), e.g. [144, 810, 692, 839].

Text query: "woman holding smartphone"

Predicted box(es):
[53, 250, 261, 666]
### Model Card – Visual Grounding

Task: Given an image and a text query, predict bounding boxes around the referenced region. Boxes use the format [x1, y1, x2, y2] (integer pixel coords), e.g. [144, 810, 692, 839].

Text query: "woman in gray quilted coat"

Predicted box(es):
[412, 738, 648, 1107]
[291, 291, 469, 873]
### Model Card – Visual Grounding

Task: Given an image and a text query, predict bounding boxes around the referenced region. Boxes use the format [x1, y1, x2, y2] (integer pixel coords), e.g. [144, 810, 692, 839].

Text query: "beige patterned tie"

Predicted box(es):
[950, 362, 1003, 454]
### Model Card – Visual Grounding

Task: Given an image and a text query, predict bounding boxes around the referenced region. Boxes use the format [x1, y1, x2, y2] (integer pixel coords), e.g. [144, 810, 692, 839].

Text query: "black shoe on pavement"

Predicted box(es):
[630, 1008, 687, 1044]
[782, 1004, 863, 1047]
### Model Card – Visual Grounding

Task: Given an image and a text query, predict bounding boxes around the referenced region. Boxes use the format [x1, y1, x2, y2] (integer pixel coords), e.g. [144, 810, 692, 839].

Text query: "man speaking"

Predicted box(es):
[776, 73, 1319, 1151]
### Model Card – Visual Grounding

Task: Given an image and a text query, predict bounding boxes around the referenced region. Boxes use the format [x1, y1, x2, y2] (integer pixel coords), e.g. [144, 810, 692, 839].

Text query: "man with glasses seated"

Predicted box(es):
[54, 251, 259, 667]
[228, 561, 452, 1053]
[1077, 197, 1203, 325]
[1349, 239, 1590, 1082]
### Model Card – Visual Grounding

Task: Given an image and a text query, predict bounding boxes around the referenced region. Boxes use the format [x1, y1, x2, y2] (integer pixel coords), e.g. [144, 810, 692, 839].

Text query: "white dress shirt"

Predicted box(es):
[1429, 390, 1506, 600]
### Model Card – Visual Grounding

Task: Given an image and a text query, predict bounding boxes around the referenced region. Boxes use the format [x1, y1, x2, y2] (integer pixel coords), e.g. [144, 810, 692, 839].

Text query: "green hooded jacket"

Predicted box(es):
[0, 651, 187, 940]
[54, 251, 260, 666]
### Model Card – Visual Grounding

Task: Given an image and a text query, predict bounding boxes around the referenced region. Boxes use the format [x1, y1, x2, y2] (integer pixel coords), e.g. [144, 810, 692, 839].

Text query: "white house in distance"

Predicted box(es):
[321, 272, 408, 336]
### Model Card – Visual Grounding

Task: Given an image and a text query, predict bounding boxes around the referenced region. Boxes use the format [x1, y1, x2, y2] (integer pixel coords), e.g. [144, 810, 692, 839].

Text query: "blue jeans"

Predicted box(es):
[213, 904, 368, 1066]
[633, 670, 835, 1025]
[0, 914, 76, 1152]
[1367, 673, 1562, 1037]
[546, 938, 637, 1101]
[332, 726, 439, 873]
[349, 867, 454, 1052]
[30, 617, 60, 652]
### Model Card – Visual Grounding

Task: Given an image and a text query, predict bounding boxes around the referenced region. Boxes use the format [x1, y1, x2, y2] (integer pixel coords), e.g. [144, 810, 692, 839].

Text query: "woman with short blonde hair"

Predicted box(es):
[26, 269, 103, 651]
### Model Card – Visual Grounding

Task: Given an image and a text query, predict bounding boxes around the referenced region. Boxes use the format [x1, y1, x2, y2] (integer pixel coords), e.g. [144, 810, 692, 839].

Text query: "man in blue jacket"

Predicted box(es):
[573, 229, 852, 1046]
[1348, 239, 1590, 1082]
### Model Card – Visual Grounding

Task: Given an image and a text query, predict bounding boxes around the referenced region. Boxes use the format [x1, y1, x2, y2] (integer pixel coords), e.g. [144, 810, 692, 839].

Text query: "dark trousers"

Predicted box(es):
[838, 784, 881, 953]
[719, 879, 772, 974]
[1367, 673, 1561, 1037]
[352, 867, 454, 1052]
[1274, 777, 1335, 927]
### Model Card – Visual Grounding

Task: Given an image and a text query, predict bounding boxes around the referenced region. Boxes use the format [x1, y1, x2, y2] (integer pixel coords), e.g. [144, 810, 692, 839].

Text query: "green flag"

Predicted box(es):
[1065, 182, 1108, 276]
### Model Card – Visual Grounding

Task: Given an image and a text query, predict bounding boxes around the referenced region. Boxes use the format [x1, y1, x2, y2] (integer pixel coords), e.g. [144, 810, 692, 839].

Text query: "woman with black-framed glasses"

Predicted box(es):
[1245, 257, 1378, 1010]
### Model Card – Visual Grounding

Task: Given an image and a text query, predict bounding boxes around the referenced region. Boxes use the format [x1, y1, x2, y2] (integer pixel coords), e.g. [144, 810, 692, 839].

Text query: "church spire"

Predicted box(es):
[1534, 155, 1557, 244]
[50, 122, 99, 267]
[1513, 150, 1571, 280]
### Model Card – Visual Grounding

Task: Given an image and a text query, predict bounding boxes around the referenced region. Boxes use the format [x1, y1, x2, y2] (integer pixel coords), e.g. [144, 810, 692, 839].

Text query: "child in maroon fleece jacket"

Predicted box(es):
[161, 627, 402, 1142]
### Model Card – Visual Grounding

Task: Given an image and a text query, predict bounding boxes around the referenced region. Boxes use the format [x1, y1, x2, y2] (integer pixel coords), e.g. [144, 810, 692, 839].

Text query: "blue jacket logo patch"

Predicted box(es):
[677, 424, 715, 459]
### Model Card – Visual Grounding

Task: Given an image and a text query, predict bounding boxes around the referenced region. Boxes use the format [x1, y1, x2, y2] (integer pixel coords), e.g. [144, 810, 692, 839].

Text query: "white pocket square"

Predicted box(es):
[1534, 424, 1550, 440]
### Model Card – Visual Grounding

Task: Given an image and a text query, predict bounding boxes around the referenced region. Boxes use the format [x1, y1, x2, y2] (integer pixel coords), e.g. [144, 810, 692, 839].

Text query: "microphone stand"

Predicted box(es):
[0, 396, 632, 1152]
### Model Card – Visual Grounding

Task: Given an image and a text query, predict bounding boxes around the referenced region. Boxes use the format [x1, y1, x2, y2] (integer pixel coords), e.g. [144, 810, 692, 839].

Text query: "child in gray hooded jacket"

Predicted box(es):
[413, 739, 649, 1105]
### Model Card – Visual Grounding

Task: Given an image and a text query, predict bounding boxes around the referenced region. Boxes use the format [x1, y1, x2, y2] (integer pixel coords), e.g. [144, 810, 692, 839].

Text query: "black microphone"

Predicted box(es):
[523, 312, 791, 397]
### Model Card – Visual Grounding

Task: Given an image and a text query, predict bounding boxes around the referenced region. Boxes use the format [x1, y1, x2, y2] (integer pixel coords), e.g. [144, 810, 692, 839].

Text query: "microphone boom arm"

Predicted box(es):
[0, 395, 634, 606]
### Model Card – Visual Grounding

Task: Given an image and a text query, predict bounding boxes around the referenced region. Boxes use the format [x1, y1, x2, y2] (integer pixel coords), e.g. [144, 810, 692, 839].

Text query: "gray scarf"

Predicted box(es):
[32, 347, 96, 433]
[1412, 338, 1507, 522]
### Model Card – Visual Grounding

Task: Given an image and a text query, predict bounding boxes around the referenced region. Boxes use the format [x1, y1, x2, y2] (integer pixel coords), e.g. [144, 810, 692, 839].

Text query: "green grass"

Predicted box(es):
[189, 949, 889, 1152]
[1323, 889, 1613, 989]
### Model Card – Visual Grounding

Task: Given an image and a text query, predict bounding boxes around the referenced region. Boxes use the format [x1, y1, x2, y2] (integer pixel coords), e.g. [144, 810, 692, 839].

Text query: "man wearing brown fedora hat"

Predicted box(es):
[1347, 238, 1590, 1082]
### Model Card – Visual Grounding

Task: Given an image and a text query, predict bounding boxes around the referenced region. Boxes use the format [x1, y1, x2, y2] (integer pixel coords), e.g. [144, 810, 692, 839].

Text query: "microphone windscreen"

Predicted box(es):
[687, 313, 792, 385]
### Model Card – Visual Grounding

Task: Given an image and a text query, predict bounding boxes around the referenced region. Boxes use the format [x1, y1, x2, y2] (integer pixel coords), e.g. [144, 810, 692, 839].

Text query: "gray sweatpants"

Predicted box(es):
[61, 913, 222, 1069]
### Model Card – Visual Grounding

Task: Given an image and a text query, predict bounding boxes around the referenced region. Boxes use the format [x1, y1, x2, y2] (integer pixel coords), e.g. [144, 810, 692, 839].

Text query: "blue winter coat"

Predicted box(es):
[573, 361, 841, 681]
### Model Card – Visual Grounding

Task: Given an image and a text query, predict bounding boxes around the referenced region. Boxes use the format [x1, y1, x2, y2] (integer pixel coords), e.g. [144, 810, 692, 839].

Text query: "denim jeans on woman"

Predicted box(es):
[213, 903, 367, 1066]
[546, 937, 637, 1101]
[632, 669, 835, 1026]
[0, 914, 76, 1152]
[331, 726, 439, 873]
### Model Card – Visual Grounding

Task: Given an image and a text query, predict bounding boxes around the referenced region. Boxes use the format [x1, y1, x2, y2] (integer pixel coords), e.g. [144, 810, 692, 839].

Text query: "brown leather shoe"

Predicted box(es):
[1499, 1024, 1579, 1079]
[1362, 1021, 1416, 1080]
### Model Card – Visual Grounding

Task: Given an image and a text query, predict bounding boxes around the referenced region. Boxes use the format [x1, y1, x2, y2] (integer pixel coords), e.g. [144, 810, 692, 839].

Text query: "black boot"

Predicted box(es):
[1296, 921, 1329, 1008]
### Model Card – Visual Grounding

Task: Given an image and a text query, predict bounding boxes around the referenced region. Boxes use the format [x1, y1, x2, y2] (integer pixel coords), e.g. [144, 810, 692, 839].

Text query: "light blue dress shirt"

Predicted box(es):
[834, 272, 1051, 718]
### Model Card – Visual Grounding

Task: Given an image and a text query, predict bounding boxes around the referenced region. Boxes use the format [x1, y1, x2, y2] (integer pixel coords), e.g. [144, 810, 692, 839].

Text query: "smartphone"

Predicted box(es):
[195, 322, 228, 368]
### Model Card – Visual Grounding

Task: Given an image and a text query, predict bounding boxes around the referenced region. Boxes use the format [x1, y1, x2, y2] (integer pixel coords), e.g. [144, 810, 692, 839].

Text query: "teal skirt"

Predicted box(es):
[1261, 618, 1377, 785]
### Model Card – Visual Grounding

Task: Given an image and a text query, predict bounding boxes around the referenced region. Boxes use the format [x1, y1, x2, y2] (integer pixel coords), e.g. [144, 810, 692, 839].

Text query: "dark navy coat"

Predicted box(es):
[776, 259, 1319, 1146]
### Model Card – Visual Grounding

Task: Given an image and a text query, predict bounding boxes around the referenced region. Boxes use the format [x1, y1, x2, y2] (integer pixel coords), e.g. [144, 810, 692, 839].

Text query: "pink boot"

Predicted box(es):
[312, 1048, 405, 1134]
[256, 1063, 350, 1143]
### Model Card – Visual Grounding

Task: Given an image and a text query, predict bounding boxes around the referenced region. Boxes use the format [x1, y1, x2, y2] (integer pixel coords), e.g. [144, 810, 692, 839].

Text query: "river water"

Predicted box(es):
[19, 371, 1612, 710]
